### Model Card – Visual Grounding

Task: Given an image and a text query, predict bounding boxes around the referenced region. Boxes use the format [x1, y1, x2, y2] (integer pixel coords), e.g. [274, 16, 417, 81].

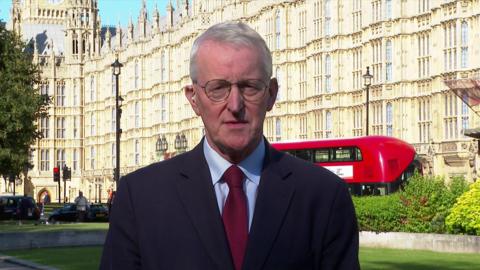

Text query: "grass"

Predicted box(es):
[0, 220, 108, 233]
[4, 246, 480, 270]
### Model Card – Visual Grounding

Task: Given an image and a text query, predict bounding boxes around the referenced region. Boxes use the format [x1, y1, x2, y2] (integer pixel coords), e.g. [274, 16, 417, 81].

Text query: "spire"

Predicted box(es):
[116, 21, 123, 48]
[153, 3, 160, 32]
[166, 0, 174, 28]
[128, 17, 134, 41]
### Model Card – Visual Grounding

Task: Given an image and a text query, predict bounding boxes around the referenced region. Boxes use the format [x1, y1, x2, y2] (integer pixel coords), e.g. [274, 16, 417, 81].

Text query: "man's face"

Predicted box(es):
[185, 41, 277, 163]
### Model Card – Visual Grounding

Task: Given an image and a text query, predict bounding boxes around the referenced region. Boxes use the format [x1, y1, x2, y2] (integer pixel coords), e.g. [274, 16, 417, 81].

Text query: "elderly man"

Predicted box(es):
[100, 21, 359, 270]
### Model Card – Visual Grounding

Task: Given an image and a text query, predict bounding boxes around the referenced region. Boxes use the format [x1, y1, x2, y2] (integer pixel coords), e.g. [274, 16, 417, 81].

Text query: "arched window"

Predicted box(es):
[325, 111, 332, 138]
[325, 55, 331, 93]
[386, 103, 393, 136]
[275, 67, 282, 100]
[135, 140, 140, 165]
[275, 118, 281, 141]
[90, 75, 95, 101]
[161, 51, 166, 82]
[134, 59, 139, 89]
[275, 10, 281, 49]
[385, 0, 392, 19]
[90, 146, 95, 170]
[386, 40, 392, 81]
[461, 21, 468, 68]
[161, 95, 167, 122]
[135, 101, 140, 128]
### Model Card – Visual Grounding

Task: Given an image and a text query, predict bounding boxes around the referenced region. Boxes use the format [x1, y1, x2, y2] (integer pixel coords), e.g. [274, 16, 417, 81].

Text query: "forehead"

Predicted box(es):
[196, 40, 262, 80]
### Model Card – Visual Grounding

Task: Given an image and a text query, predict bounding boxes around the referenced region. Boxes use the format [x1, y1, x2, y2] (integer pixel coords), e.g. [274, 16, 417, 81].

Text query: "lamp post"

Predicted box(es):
[174, 134, 188, 154]
[363, 66, 373, 136]
[111, 58, 123, 190]
[156, 136, 168, 160]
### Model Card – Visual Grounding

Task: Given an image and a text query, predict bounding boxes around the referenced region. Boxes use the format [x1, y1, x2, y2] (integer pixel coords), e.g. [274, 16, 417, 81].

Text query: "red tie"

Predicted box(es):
[222, 165, 248, 270]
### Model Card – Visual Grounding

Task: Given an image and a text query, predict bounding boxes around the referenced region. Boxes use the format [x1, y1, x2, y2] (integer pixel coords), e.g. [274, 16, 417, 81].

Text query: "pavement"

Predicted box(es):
[0, 255, 57, 270]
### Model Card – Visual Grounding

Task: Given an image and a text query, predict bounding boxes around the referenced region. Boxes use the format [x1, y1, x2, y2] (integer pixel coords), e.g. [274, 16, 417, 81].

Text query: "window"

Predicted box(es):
[161, 95, 167, 122]
[299, 61, 307, 98]
[90, 75, 95, 101]
[314, 55, 322, 94]
[372, 103, 383, 135]
[325, 55, 331, 93]
[443, 22, 457, 71]
[352, 48, 362, 89]
[40, 149, 50, 171]
[353, 107, 363, 136]
[275, 10, 281, 49]
[418, 0, 429, 13]
[385, 40, 392, 81]
[298, 10, 307, 45]
[56, 149, 65, 168]
[40, 116, 49, 138]
[443, 93, 458, 139]
[314, 111, 323, 138]
[134, 60, 139, 89]
[386, 103, 393, 136]
[135, 101, 140, 128]
[73, 149, 78, 171]
[135, 140, 140, 165]
[352, 0, 362, 32]
[461, 21, 468, 68]
[372, 40, 383, 83]
[385, 0, 392, 19]
[324, 0, 331, 36]
[90, 113, 96, 136]
[56, 117, 65, 138]
[299, 115, 307, 139]
[90, 146, 95, 170]
[372, 0, 382, 22]
[56, 81, 65, 106]
[112, 74, 116, 96]
[161, 51, 166, 82]
[276, 67, 282, 100]
[40, 81, 49, 96]
[111, 143, 116, 168]
[325, 111, 332, 138]
[417, 32, 431, 78]
[275, 118, 281, 141]
[73, 81, 78, 106]
[313, 1, 322, 38]
[461, 94, 469, 135]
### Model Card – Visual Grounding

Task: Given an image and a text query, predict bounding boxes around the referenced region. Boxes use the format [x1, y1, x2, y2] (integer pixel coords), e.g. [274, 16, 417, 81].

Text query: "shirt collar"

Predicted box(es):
[203, 137, 265, 186]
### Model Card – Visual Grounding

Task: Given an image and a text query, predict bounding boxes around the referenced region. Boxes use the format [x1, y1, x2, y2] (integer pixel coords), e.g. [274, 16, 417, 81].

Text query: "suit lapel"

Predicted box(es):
[175, 142, 234, 270]
[243, 144, 295, 270]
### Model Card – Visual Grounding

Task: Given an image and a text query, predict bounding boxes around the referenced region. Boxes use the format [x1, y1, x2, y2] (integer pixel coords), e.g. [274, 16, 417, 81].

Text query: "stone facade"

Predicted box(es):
[3, 0, 480, 202]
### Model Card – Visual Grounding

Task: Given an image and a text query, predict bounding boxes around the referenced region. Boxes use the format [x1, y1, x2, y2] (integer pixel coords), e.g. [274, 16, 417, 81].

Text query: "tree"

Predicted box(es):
[0, 21, 49, 189]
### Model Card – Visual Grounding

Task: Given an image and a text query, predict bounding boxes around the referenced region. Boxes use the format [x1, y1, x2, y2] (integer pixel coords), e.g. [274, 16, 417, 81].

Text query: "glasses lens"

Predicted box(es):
[240, 80, 267, 100]
[205, 80, 230, 101]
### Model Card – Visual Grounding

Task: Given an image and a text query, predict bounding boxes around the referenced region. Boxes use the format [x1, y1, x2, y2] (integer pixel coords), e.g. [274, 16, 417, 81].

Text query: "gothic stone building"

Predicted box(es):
[4, 0, 480, 202]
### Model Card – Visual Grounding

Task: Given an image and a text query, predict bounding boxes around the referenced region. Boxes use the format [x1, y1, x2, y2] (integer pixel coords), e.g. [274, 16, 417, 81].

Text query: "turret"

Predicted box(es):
[166, 1, 174, 28]
[138, 0, 148, 38]
[128, 17, 134, 41]
[116, 21, 123, 48]
[152, 4, 160, 33]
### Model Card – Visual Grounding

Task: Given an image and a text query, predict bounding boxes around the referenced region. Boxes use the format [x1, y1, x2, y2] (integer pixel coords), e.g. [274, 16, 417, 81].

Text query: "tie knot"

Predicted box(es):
[223, 165, 244, 188]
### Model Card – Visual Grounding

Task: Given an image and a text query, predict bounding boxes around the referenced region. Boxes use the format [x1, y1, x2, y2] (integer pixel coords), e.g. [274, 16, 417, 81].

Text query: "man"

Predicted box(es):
[74, 191, 88, 222]
[100, 21, 359, 270]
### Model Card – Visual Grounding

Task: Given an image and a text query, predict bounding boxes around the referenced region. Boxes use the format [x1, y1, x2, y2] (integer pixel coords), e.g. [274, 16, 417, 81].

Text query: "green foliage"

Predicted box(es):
[445, 180, 480, 235]
[0, 23, 49, 179]
[352, 173, 469, 233]
[398, 173, 468, 233]
[352, 193, 403, 232]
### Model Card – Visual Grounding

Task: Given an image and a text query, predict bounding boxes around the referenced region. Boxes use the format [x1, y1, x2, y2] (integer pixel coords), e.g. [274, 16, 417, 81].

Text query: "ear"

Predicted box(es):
[266, 78, 278, 111]
[185, 85, 201, 116]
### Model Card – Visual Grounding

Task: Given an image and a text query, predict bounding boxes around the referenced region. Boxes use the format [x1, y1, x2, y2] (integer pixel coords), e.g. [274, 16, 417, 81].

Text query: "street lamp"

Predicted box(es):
[363, 66, 373, 136]
[156, 136, 168, 160]
[174, 133, 188, 154]
[111, 58, 123, 190]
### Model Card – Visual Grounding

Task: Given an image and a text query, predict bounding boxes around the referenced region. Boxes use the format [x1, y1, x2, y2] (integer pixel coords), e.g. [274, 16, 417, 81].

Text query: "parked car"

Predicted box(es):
[0, 195, 41, 220]
[48, 203, 109, 222]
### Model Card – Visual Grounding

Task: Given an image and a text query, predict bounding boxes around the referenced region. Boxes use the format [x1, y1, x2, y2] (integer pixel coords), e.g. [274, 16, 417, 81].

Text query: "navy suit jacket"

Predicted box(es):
[100, 140, 359, 270]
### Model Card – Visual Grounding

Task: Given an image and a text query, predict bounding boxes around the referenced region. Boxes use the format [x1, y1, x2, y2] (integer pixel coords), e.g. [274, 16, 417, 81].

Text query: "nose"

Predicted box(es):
[226, 84, 245, 114]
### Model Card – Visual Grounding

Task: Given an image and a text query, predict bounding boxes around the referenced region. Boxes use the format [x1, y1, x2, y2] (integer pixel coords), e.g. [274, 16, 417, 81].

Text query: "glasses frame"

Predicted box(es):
[194, 79, 269, 103]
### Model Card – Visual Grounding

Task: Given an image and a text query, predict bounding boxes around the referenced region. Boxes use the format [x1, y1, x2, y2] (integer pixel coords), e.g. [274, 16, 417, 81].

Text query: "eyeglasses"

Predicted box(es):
[195, 79, 268, 102]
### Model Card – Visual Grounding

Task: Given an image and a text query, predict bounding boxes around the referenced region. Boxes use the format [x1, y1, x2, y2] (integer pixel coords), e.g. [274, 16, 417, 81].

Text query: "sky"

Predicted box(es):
[0, 0, 172, 27]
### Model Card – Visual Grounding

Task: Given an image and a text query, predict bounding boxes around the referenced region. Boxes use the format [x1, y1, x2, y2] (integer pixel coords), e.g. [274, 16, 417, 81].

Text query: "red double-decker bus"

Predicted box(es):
[271, 136, 419, 196]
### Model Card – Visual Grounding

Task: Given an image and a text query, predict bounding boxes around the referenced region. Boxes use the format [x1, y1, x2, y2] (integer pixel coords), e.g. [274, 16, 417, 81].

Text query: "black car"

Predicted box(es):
[48, 203, 109, 222]
[0, 196, 41, 220]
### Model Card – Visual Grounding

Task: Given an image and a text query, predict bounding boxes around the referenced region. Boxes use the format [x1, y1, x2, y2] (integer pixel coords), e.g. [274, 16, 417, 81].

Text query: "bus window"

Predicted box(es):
[332, 147, 355, 161]
[355, 147, 363, 161]
[314, 149, 329, 162]
[295, 149, 313, 162]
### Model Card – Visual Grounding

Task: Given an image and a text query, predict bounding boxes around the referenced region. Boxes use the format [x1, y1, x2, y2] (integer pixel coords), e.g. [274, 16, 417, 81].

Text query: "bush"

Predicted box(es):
[445, 180, 480, 235]
[398, 174, 468, 233]
[352, 193, 403, 232]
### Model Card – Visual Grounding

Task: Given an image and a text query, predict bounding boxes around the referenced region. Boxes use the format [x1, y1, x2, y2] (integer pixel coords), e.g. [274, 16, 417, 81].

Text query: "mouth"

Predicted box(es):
[224, 120, 248, 127]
